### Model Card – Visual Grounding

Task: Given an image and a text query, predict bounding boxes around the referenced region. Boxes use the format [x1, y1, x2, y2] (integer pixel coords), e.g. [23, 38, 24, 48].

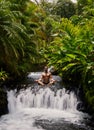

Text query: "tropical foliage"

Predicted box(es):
[0, 0, 94, 112]
[52, 0, 76, 18]
[46, 1, 94, 111]
[0, 0, 38, 78]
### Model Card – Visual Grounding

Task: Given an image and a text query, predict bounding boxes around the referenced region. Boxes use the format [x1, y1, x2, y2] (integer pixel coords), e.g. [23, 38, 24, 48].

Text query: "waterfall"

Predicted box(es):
[0, 72, 91, 130]
[7, 86, 78, 113]
[7, 72, 78, 113]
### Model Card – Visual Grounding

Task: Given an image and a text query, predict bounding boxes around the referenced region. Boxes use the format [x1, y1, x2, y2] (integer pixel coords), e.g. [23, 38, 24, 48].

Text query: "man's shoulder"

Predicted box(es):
[42, 72, 51, 75]
[47, 72, 51, 76]
[48, 72, 51, 75]
[42, 72, 45, 75]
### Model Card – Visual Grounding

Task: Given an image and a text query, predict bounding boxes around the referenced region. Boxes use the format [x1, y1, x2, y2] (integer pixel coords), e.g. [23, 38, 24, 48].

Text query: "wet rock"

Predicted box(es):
[77, 102, 86, 112]
[34, 119, 90, 130]
[0, 88, 8, 116]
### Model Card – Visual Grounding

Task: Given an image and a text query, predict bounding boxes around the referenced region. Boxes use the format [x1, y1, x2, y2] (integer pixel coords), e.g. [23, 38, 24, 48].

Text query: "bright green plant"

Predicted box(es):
[0, 0, 40, 76]
[0, 69, 8, 81]
[47, 18, 94, 87]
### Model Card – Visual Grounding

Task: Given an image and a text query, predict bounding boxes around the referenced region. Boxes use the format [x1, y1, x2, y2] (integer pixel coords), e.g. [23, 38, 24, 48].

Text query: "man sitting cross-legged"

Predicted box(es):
[35, 66, 56, 86]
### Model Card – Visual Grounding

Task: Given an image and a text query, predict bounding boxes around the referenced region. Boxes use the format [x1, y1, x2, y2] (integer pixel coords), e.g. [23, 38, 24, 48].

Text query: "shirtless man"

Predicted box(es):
[35, 66, 56, 86]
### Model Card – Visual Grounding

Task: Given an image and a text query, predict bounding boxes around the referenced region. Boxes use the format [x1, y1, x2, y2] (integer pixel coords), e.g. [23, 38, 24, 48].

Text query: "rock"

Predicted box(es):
[0, 88, 8, 116]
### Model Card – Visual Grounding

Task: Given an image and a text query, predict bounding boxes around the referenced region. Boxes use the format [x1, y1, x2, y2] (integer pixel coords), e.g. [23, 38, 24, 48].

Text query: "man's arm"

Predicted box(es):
[35, 74, 45, 86]
[49, 73, 56, 84]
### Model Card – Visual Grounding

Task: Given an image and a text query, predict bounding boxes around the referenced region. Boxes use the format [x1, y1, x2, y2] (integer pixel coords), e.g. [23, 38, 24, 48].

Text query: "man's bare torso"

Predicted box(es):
[41, 72, 51, 84]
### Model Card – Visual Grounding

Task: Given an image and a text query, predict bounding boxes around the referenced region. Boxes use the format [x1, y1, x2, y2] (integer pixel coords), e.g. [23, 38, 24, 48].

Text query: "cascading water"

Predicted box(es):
[0, 72, 92, 130]
[7, 87, 77, 113]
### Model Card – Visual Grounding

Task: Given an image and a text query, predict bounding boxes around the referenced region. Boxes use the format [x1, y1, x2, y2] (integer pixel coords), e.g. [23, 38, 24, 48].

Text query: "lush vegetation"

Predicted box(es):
[0, 0, 94, 112]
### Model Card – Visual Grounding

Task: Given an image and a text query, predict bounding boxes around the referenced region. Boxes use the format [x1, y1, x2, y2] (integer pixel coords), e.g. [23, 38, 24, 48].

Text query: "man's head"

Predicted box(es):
[44, 66, 48, 73]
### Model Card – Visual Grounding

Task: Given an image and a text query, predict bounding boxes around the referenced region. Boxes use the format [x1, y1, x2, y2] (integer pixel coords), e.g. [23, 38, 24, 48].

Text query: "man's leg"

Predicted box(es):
[49, 79, 56, 85]
[35, 80, 44, 86]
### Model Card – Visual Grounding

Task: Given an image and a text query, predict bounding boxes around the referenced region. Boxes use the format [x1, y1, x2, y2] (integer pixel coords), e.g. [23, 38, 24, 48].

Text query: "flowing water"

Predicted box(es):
[0, 72, 93, 130]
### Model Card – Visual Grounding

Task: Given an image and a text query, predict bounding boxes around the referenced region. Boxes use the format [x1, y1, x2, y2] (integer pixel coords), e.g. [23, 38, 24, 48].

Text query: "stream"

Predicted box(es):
[0, 72, 93, 130]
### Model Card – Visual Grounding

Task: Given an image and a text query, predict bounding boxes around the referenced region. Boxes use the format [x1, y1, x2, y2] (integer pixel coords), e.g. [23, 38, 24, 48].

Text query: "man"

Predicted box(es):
[35, 66, 56, 86]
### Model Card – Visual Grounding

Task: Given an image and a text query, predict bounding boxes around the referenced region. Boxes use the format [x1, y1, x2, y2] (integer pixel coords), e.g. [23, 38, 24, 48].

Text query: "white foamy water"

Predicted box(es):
[0, 86, 89, 130]
[7, 87, 78, 112]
